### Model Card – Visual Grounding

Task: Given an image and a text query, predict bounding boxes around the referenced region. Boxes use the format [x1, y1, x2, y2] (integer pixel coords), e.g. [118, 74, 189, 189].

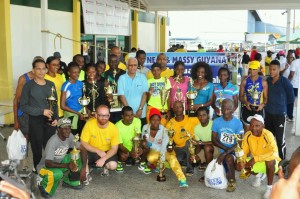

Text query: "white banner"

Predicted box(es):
[82, 0, 131, 36]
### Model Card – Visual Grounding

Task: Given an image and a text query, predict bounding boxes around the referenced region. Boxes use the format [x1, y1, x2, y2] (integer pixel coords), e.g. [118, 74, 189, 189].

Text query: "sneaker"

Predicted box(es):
[252, 173, 266, 187]
[101, 167, 110, 176]
[83, 173, 92, 186]
[116, 161, 124, 173]
[38, 185, 51, 198]
[125, 157, 133, 166]
[226, 179, 236, 192]
[186, 169, 194, 177]
[138, 162, 152, 174]
[263, 187, 272, 199]
[62, 182, 83, 190]
[179, 179, 189, 188]
[286, 117, 294, 122]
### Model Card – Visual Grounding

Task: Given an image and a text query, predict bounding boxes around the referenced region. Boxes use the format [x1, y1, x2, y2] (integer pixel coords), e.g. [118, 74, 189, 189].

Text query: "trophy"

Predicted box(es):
[217, 91, 223, 116]
[46, 86, 57, 123]
[78, 83, 90, 119]
[248, 83, 261, 107]
[167, 121, 175, 150]
[104, 80, 115, 105]
[234, 134, 250, 179]
[132, 126, 142, 164]
[180, 128, 196, 164]
[160, 76, 170, 113]
[156, 153, 166, 182]
[186, 77, 198, 114]
[89, 78, 99, 116]
[69, 134, 80, 180]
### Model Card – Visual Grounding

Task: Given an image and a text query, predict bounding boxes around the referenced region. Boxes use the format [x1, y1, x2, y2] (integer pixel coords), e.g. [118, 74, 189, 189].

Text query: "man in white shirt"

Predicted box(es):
[287, 57, 299, 122]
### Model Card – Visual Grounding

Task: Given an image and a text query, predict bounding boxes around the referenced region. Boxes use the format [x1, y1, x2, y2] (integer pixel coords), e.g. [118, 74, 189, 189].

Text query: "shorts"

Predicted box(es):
[246, 157, 280, 174]
[241, 105, 264, 125]
[88, 152, 117, 167]
[18, 113, 29, 135]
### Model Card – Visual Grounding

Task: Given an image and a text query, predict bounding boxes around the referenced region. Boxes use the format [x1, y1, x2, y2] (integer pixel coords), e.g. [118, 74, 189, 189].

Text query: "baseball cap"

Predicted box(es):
[57, 118, 72, 128]
[247, 114, 264, 124]
[248, 60, 260, 70]
[53, 52, 61, 58]
[149, 108, 162, 120]
[278, 50, 285, 56]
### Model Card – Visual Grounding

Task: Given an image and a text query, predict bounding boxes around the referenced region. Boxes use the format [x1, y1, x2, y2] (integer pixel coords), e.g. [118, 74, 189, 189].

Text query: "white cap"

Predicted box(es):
[247, 114, 264, 124]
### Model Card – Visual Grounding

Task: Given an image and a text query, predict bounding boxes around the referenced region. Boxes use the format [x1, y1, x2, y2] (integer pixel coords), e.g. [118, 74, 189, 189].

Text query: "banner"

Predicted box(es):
[130, 52, 239, 83]
[82, 0, 131, 36]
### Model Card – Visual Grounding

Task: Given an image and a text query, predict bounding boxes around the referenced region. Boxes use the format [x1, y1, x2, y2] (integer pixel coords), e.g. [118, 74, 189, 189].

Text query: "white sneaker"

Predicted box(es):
[263, 187, 272, 199]
[252, 173, 266, 187]
[83, 173, 92, 185]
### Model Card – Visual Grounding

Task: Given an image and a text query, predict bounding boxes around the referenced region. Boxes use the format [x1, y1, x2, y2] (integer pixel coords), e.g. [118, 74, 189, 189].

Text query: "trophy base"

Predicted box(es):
[156, 175, 166, 182]
[45, 117, 54, 125]
[188, 111, 196, 117]
[167, 145, 174, 150]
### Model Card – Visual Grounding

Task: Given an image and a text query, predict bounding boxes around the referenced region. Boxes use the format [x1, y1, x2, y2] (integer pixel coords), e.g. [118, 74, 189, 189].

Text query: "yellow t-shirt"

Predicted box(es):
[175, 48, 187, 52]
[242, 129, 281, 162]
[265, 57, 272, 66]
[105, 62, 127, 71]
[166, 116, 199, 148]
[148, 77, 171, 110]
[147, 68, 174, 79]
[115, 117, 141, 151]
[44, 74, 64, 117]
[62, 70, 85, 82]
[81, 118, 119, 151]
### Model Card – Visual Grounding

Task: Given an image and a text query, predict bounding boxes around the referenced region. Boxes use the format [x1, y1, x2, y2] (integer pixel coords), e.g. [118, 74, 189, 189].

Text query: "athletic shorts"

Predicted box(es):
[88, 152, 117, 167]
[241, 105, 264, 125]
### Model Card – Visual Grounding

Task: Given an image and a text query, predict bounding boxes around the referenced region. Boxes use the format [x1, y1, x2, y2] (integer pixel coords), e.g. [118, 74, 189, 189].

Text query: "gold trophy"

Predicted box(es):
[78, 83, 90, 119]
[234, 134, 250, 179]
[180, 128, 196, 164]
[70, 134, 80, 172]
[104, 80, 115, 105]
[112, 70, 120, 108]
[156, 153, 166, 182]
[160, 76, 170, 113]
[217, 91, 223, 116]
[89, 78, 99, 116]
[167, 121, 175, 150]
[248, 84, 260, 106]
[186, 77, 198, 114]
[46, 86, 57, 123]
[132, 126, 142, 164]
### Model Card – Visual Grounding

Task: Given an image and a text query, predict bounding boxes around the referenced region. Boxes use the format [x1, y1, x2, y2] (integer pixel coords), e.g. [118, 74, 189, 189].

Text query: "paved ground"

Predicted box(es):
[0, 120, 299, 199]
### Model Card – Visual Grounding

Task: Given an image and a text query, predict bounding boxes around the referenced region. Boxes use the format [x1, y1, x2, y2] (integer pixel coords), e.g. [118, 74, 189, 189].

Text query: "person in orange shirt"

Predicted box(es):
[166, 101, 199, 176]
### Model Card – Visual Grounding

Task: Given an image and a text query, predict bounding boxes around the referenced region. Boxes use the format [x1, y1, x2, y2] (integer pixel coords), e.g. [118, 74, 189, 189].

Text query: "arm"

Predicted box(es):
[81, 140, 106, 157]
[20, 83, 45, 116]
[78, 144, 88, 181]
[119, 95, 129, 106]
[253, 133, 279, 162]
[233, 94, 239, 112]
[288, 71, 295, 81]
[257, 80, 268, 111]
[101, 145, 118, 161]
[136, 92, 147, 118]
[60, 91, 83, 119]
[13, 76, 26, 130]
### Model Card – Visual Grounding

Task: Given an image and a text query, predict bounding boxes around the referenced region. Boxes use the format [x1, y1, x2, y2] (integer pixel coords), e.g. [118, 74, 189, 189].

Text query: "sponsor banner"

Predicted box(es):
[82, 0, 131, 36]
[129, 52, 239, 83]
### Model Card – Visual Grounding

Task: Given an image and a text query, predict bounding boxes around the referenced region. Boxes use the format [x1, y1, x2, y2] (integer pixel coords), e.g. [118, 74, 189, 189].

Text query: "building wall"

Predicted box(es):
[10, 4, 73, 89]
[138, 22, 156, 52]
[255, 21, 287, 36]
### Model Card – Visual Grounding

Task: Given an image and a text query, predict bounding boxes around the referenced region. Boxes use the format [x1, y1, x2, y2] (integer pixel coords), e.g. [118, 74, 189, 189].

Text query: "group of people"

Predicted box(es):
[11, 46, 299, 199]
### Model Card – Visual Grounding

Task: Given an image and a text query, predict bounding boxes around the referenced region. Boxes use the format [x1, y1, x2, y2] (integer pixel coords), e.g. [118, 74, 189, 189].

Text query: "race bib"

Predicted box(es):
[220, 132, 234, 145]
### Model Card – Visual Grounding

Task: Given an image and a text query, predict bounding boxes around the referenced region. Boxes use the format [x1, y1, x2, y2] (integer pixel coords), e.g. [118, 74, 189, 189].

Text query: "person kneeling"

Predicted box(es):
[141, 108, 188, 187]
[238, 114, 281, 199]
[37, 118, 88, 198]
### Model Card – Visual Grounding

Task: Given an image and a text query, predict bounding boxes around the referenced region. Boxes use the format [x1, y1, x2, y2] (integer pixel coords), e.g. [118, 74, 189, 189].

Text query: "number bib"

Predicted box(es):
[220, 132, 235, 145]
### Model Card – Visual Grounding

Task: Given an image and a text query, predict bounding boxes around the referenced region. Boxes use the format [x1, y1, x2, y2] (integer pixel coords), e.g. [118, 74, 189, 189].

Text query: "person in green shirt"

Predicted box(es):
[115, 106, 142, 173]
[193, 107, 214, 181]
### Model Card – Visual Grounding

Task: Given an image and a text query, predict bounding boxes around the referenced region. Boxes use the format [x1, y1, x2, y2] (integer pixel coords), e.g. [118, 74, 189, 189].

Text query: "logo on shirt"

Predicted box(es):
[54, 146, 69, 159]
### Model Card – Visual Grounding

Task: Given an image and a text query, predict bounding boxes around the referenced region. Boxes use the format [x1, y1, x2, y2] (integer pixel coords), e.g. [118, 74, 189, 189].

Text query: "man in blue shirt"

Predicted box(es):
[265, 60, 294, 160]
[118, 57, 148, 128]
[212, 99, 244, 192]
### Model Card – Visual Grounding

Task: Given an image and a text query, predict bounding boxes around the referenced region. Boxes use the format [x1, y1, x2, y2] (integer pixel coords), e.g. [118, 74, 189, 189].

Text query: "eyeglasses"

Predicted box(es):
[96, 114, 110, 119]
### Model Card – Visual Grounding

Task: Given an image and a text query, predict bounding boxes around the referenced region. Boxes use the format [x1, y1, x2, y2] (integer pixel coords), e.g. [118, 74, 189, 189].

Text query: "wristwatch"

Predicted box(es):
[139, 107, 143, 110]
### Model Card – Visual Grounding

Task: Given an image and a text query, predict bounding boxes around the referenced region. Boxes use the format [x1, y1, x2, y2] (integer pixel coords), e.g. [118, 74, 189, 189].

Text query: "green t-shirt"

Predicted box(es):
[115, 117, 141, 151]
[194, 120, 213, 142]
[148, 77, 171, 110]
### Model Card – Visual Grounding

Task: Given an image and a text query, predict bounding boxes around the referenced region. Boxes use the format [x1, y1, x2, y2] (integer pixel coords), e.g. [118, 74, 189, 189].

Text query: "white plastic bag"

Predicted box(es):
[204, 159, 228, 189]
[6, 130, 27, 160]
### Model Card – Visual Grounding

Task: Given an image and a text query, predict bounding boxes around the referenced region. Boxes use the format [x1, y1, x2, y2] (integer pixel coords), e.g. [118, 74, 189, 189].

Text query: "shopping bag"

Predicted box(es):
[204, 159, 228, 189]
[6, 130, 27, 160]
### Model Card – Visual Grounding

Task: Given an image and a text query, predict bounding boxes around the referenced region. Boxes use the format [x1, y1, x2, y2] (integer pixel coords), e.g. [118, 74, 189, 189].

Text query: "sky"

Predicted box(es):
[168, 10, 300, 39]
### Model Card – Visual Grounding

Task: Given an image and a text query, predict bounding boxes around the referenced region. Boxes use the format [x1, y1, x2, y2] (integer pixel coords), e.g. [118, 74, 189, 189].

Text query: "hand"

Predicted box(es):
[270, 165, 300, 199]
[214, 107, 221, 116]
[96, 150, 106, 158]
[13, 121, 20, 130]
[78, 113, 85, 120]
[165, 111, 171, 120]
[245, 158, 255, 169]
[217, 153, 226, 165]
[285, 63, 289, 70]
[95, 157, 106, 167]
[0, 181, 30, 199]
[236, 162, 245, 171]
[79, 168, 87, 182]
[191, 139, 198, 146]
[50, 119, 57, 126]
[148, 87, 154, 95]
[245, 102, 251, 111]
[256, 103, 264, 111]
[43, 109, 53, 119]
[135, 109, 142, 118]
[131, 148, 143, 159]
[68, 161, 78, 172]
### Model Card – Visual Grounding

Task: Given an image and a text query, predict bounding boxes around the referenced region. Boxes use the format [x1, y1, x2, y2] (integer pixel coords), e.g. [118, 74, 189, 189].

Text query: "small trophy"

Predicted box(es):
[186, 77, 198, 114]
[132, 126, 141, 164]
[234, 134, 250, 179]
[217, 91, 223, 116]
[46, 86, 57, 124]
[78, 83, 90, 119]
[70, 134, 80, 165]
[89, 78, 99, 116]
[167, 122, 175, 150]
[180, 128, 197, 164]
[160, 76, 170, 113]
[104, 80, 115, 105]
[248, 83, 260, 107]
[156, 153, 166, 182]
